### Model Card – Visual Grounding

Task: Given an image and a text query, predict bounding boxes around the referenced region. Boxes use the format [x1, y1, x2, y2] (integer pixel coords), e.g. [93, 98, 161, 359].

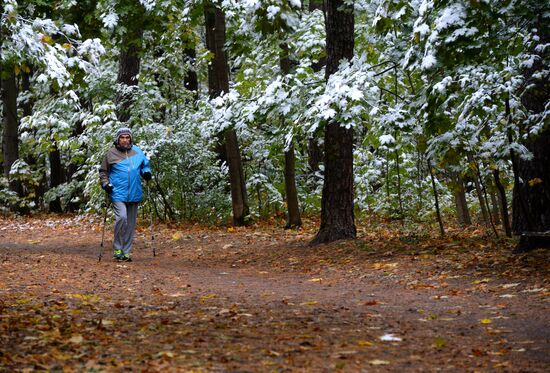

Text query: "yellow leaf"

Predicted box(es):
[300, 300, 318, 306]
[307, 278, 322, 283]
[14, 65, 21, 75]
[472, 278, 490, 284]
[373, 262, 398, 270]
[357, 340, 373, 347]
[433, 337, 446, 348]
[27, 239, 41, 244]
[41, 34, 52, 44]
[172, 232, 182, 241]
[62, 43, 72, 49]
[200, 294, 217, 301]
[22, 64, 31, 73]
[227, 227, 235, 232]
[528, 178, 543, 187]
[480, 319, 492, 324]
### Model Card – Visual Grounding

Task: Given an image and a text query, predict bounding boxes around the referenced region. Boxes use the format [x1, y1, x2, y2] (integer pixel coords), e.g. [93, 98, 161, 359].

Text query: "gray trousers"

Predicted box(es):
[112, 202, 139, 255]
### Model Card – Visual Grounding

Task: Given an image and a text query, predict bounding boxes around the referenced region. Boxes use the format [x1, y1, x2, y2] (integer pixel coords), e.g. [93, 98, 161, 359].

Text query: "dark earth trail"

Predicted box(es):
[1, 216, 549, 372]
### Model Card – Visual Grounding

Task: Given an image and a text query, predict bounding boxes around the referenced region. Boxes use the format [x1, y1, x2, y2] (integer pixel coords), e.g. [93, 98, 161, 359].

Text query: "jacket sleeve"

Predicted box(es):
[140, 152, 151, 175]
[99, 154, 110, 186]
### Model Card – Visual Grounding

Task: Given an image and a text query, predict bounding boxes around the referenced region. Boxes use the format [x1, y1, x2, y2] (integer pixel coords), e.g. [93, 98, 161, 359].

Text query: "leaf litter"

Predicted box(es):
[0, 215, 549, 371]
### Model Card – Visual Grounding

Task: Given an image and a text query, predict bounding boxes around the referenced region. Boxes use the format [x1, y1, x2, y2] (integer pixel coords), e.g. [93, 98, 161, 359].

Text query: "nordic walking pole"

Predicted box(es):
[146, 181, 156, 256]
[99, 198, 110, 262]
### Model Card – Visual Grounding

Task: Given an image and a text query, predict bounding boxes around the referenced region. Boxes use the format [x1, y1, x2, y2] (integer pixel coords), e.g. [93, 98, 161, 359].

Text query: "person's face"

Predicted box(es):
[119, 134, 131, 148]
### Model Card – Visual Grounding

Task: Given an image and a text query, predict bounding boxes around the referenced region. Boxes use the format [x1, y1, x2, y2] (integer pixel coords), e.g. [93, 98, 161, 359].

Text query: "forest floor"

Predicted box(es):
[0, 214, 549, 372]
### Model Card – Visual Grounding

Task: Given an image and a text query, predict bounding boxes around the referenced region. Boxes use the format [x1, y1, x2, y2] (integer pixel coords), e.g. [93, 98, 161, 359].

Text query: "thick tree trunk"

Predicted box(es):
[1, 67, 22, 200]
[309, 0, 325, 12]
[450, 171, 471, 226]
[311, 0, 356, 244]
[116, 28, 143, 123]
[204, 0, 249, 226]
[512, 131, 550, 233]
[512, 15, 550, 235]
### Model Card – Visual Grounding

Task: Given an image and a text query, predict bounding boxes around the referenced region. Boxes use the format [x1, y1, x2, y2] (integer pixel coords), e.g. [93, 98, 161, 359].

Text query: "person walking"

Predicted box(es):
[99, 127, 151, 262]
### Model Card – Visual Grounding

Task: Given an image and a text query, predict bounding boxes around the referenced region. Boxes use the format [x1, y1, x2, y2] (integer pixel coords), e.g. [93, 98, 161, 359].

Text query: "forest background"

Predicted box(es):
[1, 0, 549, 244]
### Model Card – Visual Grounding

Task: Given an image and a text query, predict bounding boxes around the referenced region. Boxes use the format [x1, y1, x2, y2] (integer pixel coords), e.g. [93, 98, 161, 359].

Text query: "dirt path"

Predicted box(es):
[1, 216, 549, 372]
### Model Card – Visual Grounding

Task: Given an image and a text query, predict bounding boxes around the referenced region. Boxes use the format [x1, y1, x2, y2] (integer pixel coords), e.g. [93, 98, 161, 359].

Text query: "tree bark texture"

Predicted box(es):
[284, 142, 302, 228]
[224, 129, 249, 225]
[183, 46, 199, 99]
[280, 42, 302, 228]
[307, 0, 326, 175]
[512, 16, 550, 234]
[311, 0, 356, 244]
[2, 68, 19, 183]
[450, 171, 471, 226]
[48, 143, 63, 213]
[493, 169, 512, 237]
[116, 27, 143, 123]
[204, 0, 249, 226]
[512, 131, 550, 233]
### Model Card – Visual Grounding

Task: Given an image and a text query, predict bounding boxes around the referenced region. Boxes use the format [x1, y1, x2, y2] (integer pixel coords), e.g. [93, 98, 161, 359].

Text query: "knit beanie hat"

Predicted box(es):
[115, 127, 132, 143]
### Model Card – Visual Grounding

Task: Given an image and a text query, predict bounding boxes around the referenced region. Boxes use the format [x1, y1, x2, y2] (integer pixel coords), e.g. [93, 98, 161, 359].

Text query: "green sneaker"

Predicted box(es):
[113, 249, 122, 260]
[120, 254, 132, 262]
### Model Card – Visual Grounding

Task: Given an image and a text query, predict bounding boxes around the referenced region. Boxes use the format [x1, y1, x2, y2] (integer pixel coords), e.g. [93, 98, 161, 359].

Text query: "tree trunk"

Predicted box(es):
[48, 143, 63, 213]
[1, 66, 20, 193]
[204, 0, 249, 226]
[311, 0, 356, 244]
[428, 159, 445, 237]
[512, 131, 550, 233]
[2, 68, 18, 177]
[116, 26, 143, 124]
[450, 171, 471, 226]
[493, 169, 512, 237]
[280, 42, 302, 228]
[309, 0, 325, 12]
[489, 189, 501, 225]
[307, 0, 325, 176]
[512, 16, 550, 234]
[183, 45, 198, 100]
[224, 129, 249, 225]
[284, 142, 302, 228]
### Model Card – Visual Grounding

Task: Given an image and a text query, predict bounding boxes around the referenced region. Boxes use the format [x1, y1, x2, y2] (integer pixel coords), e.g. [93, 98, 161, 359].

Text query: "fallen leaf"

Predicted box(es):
[380, 333, 402, 342]
[300, 301, 318, 306]
[357, 340, 373, 347]
[433, 337, 446, 348]
[68, 334, 83, 344]
[472, 278, 491, 284]
[480, 319, 492, 324]
[369, 359, 390, 365]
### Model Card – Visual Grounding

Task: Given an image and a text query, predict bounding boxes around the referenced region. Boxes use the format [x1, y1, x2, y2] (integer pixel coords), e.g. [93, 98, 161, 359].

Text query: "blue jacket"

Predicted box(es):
[99, 145, 151, 202]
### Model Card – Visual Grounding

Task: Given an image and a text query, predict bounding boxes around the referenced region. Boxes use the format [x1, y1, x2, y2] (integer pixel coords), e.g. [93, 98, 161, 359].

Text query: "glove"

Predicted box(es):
[142, 171, 152, 181]
[102, 183, 114, 194]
